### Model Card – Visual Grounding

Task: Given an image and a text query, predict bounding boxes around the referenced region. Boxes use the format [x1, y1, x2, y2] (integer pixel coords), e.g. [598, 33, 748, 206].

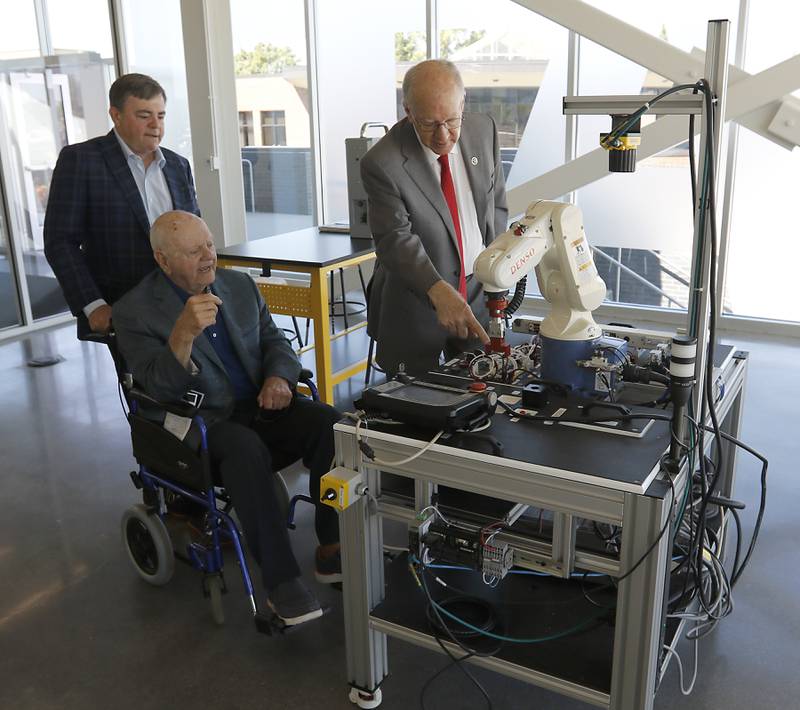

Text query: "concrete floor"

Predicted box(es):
[0, 321, 797, 710]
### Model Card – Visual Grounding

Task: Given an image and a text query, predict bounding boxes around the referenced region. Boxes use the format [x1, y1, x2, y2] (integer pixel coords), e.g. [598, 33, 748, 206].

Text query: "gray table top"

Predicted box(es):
[217, 227, 375, 268]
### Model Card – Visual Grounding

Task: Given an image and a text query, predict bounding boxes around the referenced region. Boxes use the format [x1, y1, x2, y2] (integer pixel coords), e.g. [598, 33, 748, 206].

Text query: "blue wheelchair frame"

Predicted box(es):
[122, 360, 319, 633]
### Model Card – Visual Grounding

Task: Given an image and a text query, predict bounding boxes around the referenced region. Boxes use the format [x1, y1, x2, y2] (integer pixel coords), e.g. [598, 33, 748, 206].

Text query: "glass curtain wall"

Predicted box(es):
[438, 0, 567, 298]
[0, 193, 20, 329]
[120, 0, 194, 168]
[230, 0, 314, 238]
[316, 0, 426, 224]
[438, 0, 568, 187]
[0, 1, 39, 330]
[575, 1, 739, 312]
[0, 0, 116, 326]
[723, 2, 800, 324]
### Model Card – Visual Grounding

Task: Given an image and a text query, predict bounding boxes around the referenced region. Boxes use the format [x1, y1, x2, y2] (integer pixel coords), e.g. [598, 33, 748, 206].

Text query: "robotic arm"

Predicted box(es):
[474, 200, 614, 394]
[474, 200, 606, 344]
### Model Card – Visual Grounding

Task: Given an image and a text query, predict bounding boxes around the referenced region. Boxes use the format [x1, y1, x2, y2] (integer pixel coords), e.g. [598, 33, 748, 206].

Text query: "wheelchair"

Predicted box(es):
[100, 334, 319, 632]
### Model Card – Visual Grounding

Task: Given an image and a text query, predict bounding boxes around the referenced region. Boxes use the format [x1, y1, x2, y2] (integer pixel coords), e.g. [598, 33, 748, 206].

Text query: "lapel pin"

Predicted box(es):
[471, 156, 479, 166]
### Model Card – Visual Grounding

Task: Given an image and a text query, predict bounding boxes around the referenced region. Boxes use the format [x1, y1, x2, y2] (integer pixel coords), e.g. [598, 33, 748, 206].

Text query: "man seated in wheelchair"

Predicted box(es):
[113, 210, 341, 626]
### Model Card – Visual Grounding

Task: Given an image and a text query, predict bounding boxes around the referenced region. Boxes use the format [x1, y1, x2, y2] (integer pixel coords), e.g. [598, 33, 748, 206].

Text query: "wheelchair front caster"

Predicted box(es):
[203, 573, 226, 625]
[348, 687, 382, 709]
[121, 504, 174, 586]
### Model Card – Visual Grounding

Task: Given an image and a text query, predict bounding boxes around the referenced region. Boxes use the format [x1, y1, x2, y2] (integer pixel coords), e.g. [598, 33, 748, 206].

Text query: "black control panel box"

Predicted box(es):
[356, 378, 497, 432]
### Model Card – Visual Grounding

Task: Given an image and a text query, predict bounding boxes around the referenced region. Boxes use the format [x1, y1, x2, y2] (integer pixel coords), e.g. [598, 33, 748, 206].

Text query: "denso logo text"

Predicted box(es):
[510, 248, 536, 275]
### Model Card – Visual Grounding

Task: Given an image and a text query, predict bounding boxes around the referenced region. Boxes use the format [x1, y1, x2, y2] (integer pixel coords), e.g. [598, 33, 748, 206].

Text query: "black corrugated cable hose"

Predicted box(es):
[504, 276, 527, 316]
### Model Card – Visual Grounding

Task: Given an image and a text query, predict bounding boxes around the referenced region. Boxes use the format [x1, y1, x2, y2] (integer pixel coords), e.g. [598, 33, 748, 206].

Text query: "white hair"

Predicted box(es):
[402, 59, 464, 112]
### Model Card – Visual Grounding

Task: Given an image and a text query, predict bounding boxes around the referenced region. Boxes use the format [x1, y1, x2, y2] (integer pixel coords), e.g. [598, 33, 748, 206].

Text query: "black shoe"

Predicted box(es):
[267, 578, 323, 626]
[315, 545, 342, 584]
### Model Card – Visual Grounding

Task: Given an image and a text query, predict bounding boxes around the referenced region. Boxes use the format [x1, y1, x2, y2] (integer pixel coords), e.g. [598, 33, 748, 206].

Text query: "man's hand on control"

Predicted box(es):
[88, 304, 113, 334]
[258, 376, 293, 410]
[169, 293, 223, 368]
[427, 280, 490, 343]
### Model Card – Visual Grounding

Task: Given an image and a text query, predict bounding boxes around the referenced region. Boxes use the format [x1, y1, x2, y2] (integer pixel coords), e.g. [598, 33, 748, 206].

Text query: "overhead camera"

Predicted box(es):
[600, 115, 641, 172]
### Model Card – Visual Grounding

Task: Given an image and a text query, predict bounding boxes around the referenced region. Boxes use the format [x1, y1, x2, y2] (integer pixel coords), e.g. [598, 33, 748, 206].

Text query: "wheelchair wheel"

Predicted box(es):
[206, 575, 225, 626]
[121, 504, 175, 586]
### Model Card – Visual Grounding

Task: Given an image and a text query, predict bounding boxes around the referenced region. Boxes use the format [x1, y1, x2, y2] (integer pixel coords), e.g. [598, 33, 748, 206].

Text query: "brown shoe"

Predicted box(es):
[314, 544, 342, 584]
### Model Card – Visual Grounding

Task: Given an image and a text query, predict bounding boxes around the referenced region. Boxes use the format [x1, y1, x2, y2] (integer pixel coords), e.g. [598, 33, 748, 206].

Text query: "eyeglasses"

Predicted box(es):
[413, 115, 463, 133]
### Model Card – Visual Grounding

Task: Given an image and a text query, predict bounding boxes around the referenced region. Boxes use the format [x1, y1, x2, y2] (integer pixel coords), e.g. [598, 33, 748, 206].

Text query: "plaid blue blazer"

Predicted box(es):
[44, 130, 200, 337]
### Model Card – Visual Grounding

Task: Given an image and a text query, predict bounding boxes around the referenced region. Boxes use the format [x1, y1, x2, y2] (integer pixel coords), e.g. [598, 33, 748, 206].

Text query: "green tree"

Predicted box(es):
[440, 29, 486, 59]
[394, 29, 487, 62]
[234, 43, 298, 76]
[395, 31, 426, 62]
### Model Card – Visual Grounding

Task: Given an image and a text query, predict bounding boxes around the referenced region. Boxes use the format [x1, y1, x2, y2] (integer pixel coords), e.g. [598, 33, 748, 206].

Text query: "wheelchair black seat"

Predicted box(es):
[129, 413, 212, 493]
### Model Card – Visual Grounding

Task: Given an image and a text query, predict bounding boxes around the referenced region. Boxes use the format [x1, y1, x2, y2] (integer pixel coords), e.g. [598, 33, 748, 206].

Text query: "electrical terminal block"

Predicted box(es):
[408, 508, 436, 559]
[481, 540, 513, 579]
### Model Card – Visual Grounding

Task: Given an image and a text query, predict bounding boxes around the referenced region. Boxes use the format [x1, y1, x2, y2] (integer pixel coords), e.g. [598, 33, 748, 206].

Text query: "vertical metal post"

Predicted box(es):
[687, 20, 730, 415]
[33, 0, 53, 56]
[108, 0, 129, 76]
[718, 369, 746, 502]
[426, 0, 439, 60]
[414, 479, 435, 511]
[335, 429, 388, 696]
[304, 0, 324, 226]
[550, 512, 576, 577]
[716, 357, 748, 562]
[564, 31, 579, 176]
[609, 486, 672, 710]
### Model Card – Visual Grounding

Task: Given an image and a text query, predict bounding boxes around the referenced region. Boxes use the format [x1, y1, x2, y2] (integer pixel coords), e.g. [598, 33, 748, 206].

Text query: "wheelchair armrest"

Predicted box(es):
[126, 386, 201, 419]
[296, 368, 320, 401]
[83, 332, 112, 345]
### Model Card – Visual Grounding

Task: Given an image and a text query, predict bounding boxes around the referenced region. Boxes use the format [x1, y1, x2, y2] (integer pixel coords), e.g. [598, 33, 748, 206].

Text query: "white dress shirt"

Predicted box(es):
[416, 136, 483, 277]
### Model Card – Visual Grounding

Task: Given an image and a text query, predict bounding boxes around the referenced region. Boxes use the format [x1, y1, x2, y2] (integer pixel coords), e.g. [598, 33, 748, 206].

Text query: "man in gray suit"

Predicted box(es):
[113, 211, 341, 626]
[361, 59, 508, 375]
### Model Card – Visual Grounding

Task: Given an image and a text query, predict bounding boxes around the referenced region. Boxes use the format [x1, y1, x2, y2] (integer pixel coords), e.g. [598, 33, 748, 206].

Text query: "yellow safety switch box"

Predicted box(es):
[320, 467, 364, 511]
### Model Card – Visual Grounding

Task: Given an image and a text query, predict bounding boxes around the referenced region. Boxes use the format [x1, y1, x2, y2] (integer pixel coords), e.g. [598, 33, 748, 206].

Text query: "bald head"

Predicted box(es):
[150, 210, 206, 254]
[151, 211, 217, 294]
[402, 59, 464, 114]
[402, 60, 465, 156]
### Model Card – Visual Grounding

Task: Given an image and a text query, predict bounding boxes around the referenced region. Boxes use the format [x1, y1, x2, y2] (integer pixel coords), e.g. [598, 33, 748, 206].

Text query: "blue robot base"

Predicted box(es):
[540, 335, 627, 397]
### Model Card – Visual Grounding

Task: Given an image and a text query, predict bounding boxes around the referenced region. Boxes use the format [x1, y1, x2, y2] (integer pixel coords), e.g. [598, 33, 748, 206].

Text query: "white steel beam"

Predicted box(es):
[512, 0, 705, 80]
[509, 55, 800, 214]
[508, 0, 800, 215]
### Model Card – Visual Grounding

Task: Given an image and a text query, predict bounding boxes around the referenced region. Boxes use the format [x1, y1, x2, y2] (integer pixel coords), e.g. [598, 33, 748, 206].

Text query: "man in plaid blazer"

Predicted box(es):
[44, 73, 199, 340]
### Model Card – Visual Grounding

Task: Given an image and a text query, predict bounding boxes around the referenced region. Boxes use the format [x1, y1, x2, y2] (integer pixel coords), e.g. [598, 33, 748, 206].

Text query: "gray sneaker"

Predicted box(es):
[267, 578, 323, 626]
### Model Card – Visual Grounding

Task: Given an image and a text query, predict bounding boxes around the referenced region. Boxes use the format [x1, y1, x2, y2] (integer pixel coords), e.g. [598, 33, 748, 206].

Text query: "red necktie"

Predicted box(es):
[438, 154, 468, 299]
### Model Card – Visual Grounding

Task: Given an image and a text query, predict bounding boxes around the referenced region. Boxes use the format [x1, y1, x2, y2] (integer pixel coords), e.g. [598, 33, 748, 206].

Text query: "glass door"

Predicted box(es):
[0, 0, 116, 330]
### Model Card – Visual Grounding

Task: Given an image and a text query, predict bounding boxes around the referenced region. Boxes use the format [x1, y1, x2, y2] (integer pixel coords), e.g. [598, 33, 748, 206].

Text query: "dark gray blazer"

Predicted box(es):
[112, 269, 301, 425]
[360, 113, 508, 375]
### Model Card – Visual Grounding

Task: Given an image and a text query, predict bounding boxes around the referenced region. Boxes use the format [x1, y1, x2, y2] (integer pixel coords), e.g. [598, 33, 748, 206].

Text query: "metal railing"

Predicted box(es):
[591, 246, 687, 310]
[241, 158, 255, 213]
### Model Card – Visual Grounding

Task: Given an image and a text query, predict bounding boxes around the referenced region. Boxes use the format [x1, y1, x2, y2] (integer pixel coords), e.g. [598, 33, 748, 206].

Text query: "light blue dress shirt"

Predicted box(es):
[84, 132, 175, 318]
[113, 129, 174, 225]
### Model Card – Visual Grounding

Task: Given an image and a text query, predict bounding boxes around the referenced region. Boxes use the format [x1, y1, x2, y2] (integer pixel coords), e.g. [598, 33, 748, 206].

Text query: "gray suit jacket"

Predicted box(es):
[112, 269, 301, 425]
[360, 113, 508, 374]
